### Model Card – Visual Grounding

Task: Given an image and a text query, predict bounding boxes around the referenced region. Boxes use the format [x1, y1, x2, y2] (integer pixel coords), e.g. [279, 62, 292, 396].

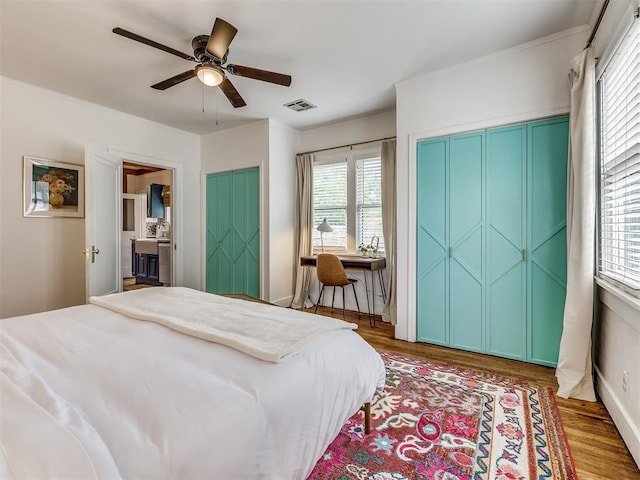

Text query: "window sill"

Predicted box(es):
[595, 277, 640, 332]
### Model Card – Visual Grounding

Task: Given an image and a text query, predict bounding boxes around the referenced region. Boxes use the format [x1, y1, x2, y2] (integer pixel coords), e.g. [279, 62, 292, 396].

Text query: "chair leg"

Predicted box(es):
[341, 286, 346, 321]
[352, 283, 361, 314]
[315, 285, 325, 314]
[331, 287, 336, 310]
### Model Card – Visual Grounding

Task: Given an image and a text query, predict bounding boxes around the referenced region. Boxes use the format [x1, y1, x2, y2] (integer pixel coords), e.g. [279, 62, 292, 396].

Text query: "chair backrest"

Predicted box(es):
[316, 254, 350, 286]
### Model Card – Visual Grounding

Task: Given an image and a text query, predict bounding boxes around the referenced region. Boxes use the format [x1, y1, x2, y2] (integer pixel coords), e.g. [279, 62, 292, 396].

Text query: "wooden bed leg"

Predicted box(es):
[362, 402, 371, 434]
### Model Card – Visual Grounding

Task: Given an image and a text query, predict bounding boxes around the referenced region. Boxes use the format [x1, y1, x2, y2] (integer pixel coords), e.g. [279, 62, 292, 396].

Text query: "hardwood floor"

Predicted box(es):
[308, 306, 640, 479]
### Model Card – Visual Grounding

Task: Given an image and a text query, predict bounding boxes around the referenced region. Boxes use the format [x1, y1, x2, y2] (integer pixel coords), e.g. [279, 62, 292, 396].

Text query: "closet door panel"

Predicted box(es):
[527, 118, 568, 366]
[449, 228, 483, 352]
[232, 170, 248, 294]
[244, 168, 261, 298]
[206, 172, 234, 294]
[417, 139, 449, 345]
[486, 125, 526, 360]
[449, 133, 484, 352]
[231, 168, 260, 297]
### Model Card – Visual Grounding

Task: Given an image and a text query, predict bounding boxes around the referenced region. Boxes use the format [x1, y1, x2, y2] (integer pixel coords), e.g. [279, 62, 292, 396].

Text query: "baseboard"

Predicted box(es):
[271, 295, 293, 308]
[595, 366, 640, 468]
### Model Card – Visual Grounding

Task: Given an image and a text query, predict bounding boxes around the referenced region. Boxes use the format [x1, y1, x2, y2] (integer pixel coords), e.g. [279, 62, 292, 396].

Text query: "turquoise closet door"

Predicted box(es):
[449, 132, 485, 353]
[486, 125, 527, 360]
[206, 172, 234, 294]
[417, 117, 567, 366]
[206, 167, 260, 297]
[232, 168, 260, 297]
[416, 133, 485, 351]
[417, 139, 449, 345]
[527, 118, 568, 366]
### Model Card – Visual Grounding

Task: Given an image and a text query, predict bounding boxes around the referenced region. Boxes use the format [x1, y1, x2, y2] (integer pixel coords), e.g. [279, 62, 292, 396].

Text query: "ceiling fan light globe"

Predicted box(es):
[195, 63, 224, 87]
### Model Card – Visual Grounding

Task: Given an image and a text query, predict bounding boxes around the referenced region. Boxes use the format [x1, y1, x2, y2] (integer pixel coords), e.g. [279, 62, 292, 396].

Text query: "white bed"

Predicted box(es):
[0, 288, 385, 479]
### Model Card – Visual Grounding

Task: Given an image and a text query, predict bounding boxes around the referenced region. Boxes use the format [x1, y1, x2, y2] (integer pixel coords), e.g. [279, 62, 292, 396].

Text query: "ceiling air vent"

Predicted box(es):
[284, 99, 316, 112]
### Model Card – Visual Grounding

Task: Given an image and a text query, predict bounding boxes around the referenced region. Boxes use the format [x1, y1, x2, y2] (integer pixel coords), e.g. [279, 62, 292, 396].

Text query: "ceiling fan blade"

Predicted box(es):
[206, 18, 238, 60]
[151, 70, 196, 90]
[226, 64, 291, 87]
[219, 78, 246, 108]
[113, 27, 196, 61]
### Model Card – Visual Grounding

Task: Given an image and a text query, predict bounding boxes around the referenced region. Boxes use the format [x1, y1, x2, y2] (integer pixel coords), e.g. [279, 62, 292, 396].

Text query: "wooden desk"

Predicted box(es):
[300, 255, 386, 326]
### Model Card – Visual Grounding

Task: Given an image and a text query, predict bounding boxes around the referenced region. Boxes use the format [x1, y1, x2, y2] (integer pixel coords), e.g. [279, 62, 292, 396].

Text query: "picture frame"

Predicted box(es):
[23, 156, 85, 218]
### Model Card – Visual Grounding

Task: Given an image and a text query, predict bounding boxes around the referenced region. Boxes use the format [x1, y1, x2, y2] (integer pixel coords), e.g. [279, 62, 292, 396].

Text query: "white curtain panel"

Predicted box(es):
[291, 154, 314, 309]
[556, 47, 597, 401]
[381, 139, 397, 325]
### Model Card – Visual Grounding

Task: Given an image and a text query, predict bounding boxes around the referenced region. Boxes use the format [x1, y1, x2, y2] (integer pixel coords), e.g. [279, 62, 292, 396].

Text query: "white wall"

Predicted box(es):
[299, 110, 396, 153]
[591, 0, 640, 467]
[594, 283, 640, 466]
[394, 26, 589, 341]
[200, 120, 270, 174]
[267, 119, 299, 305]
[0, 77, 201, 318]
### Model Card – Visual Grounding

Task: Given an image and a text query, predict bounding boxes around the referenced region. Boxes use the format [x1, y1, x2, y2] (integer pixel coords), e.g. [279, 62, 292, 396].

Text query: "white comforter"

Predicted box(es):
[89, 287, 357, 362]
[1, 299, 386, 479]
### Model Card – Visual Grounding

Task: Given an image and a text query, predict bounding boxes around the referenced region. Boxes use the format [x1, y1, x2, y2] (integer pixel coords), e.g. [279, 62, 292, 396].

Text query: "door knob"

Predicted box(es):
[82, 245, 100, 264]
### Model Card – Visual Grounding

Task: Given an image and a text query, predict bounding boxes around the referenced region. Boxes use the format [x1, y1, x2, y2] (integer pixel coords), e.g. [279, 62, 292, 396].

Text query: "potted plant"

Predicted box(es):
[358, 243, 372, 257]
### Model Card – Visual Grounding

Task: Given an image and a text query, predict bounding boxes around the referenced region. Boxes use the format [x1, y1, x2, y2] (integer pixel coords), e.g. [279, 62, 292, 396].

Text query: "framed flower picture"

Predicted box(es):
[23, 156, 85, 218]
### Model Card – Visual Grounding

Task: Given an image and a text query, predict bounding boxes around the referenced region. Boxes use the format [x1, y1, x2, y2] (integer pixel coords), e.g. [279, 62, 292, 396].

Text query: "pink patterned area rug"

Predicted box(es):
[308, 350, 576, 480]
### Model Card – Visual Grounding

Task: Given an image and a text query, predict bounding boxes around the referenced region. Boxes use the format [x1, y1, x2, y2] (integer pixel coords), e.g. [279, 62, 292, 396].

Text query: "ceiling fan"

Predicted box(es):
[112, 18, 292, 108]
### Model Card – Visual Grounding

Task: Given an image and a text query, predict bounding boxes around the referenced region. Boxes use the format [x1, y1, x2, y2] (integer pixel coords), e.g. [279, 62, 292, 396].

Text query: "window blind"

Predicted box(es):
[599, 18, 640, 293]
[356, 156, 385, 253]
[313, 161, 347, 250]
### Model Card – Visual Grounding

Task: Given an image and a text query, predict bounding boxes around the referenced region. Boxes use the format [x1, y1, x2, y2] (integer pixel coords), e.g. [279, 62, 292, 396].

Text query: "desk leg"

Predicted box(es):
[370, 270, 376, 328]
[363, 272, 372, 322]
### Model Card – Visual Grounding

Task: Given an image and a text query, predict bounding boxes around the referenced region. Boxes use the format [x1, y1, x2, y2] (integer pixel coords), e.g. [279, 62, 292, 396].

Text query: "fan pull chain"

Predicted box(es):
[202, 83, 205, 114]
[215, 88, 219, 126]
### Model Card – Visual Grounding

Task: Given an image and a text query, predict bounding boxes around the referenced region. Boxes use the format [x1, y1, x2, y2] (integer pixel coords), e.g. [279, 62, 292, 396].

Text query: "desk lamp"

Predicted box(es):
[316, 218, 333, 253]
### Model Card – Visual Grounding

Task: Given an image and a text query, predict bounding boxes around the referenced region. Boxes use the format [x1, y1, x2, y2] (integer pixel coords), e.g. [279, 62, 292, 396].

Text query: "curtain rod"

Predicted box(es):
[586, 0, 610, 49]
[299, 136, 396, 156]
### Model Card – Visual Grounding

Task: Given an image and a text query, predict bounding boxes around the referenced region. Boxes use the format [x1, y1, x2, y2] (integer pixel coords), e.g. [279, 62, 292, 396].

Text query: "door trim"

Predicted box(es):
[108, 148, 183, 288]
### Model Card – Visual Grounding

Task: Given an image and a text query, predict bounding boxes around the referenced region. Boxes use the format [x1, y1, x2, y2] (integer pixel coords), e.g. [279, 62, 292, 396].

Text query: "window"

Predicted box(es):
[356, 156, 383, 251]
[313, 161, 347, 249]
[313, 147, 385, 254]
[598, 18, 640, 295]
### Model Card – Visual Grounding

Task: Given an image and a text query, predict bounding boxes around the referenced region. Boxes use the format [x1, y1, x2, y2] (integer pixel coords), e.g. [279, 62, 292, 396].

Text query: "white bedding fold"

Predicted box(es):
[89, 287, 356, 362]
[0, 346, 121, 480]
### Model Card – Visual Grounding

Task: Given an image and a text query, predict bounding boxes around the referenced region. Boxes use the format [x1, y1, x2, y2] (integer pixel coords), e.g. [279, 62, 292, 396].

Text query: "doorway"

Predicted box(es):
[122, 162, 174, 291]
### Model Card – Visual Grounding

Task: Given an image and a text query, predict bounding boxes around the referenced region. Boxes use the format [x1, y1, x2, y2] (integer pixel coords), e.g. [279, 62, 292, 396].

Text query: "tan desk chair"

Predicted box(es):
[314, 254, 360, 321]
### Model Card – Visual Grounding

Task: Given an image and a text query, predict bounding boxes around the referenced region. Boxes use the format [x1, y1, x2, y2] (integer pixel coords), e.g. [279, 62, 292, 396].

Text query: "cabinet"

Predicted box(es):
[132, 241, 161, 285]
[205, 168, 260, 297]
[147, 183, 165, 218]
[158, 243, 171, 285]
[417, 117, 568, 366]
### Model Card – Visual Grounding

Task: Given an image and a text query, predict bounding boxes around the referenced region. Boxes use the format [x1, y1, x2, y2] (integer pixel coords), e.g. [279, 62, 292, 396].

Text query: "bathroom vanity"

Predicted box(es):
[132, 239, 171, 286]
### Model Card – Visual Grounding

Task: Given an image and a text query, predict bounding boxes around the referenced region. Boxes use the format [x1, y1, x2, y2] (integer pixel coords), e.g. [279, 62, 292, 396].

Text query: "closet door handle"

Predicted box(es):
[522, 249, 527, 262]
[449, 247, 453, 258]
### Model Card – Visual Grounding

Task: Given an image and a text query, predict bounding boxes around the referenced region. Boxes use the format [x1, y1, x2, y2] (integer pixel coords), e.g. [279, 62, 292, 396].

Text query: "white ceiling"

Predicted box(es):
[0, 0, 598, 135]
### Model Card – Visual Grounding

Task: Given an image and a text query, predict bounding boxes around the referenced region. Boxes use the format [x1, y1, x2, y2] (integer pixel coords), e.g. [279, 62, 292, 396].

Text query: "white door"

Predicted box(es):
[122, 193, 146, 278]
[85, 146, 122, 298]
